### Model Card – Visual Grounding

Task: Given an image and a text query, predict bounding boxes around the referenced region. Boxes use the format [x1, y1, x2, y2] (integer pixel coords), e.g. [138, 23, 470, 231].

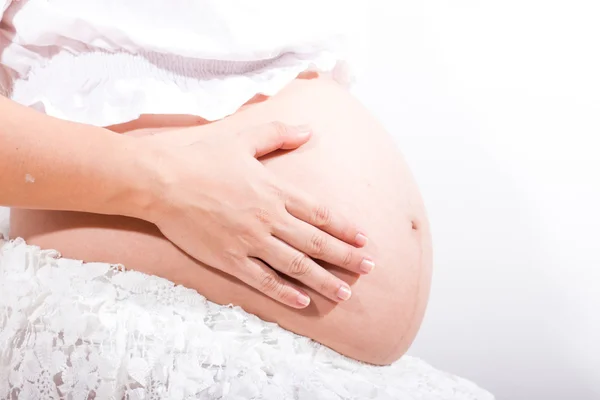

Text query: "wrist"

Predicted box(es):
[102, 134, 168, 222]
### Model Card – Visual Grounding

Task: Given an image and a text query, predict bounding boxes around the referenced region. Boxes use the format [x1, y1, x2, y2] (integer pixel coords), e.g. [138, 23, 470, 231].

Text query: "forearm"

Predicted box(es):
[0, 96, 154, 218]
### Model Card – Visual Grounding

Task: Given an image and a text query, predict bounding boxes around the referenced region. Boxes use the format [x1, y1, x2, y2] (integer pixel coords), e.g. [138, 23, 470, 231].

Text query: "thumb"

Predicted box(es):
[246, 122, 312, 158]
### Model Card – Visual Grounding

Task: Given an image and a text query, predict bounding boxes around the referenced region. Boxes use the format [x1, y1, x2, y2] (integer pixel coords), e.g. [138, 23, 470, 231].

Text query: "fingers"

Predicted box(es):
[256, 238, 354, 303]
[240, 257, 312, 309]
[243, 121, 313, 158]
[273, 216, 375, 275]
[284, 189, 369, 248]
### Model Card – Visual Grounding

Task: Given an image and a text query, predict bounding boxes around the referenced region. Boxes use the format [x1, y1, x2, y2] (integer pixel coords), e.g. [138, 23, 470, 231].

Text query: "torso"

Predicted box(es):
[3, 2, 430, 364]
[10, 76, 433, 365]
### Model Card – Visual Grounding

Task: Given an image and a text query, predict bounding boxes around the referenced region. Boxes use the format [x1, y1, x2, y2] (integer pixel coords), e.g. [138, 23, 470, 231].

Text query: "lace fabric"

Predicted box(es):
[0, 238, 494, 399]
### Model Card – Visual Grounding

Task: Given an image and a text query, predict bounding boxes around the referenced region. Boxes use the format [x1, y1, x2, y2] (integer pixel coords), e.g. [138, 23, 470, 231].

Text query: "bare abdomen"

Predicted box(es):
[10, 77, 432, 365]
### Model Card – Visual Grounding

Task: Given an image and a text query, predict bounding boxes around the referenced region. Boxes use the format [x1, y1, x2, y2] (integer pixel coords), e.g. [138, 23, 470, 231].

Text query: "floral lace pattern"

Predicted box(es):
[0, 238, 494, 400]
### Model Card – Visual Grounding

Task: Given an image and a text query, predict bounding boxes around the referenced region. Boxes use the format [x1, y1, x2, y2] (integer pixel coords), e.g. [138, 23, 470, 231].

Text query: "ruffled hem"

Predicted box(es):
[10, 50, 352, 126]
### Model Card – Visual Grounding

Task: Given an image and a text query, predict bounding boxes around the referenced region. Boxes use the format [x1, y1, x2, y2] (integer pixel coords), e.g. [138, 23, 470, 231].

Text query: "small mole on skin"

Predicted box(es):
[25, 174, 35, 183]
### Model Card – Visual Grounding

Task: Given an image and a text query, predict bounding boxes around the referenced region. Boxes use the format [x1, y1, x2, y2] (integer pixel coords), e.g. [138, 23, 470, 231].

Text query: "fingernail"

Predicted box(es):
[355, 233, 368, 247]
[337, 285, 352, 301]
[360, 258, 375, 274]
[297, 292, 311, 307]
[296, 124, 312, 135]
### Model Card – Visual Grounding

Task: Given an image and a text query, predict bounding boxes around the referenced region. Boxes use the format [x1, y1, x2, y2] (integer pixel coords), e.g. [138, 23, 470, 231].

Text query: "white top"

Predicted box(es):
[0, 0, 367, 125]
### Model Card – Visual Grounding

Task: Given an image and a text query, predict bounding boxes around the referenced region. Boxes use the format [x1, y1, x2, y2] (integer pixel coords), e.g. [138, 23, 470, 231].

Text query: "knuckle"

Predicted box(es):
[312, 205, 332, 227]
[255, 207, 272, 225]
[237, 223, 261, 245]
[289, 254, 311, 277]
[319, 276, 335, 296]
[308, 233, 328, 256]
[342, 248, 354, 266]
[265, 179, 287, 203]
[223, 247, 245, 265]
[260, 273, 282, 295]
[273, 186, 287, 203]
[269, 121, 289, 141]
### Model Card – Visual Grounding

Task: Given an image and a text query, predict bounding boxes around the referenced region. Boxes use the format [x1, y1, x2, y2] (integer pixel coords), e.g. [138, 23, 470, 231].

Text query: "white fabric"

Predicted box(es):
[0, 3, 495, 397]
[0, 207, 8, 240]
[0, 0, 366, 125]
[0, 0, 9, 16]
[0, 238, 495, 400]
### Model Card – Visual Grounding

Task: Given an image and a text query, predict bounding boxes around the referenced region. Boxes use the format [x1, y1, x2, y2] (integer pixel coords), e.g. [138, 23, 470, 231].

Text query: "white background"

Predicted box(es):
[2, 1, 598, 399]
[354, 1, 599, 399]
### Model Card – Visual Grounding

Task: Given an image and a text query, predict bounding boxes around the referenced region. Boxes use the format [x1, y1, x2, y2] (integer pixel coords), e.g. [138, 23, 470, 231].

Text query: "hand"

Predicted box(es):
[139, 122, 374, 308]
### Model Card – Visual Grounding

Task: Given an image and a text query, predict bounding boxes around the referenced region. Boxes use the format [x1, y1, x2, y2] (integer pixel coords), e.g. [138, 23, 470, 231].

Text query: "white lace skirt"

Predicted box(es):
[0, 238, 494, 400]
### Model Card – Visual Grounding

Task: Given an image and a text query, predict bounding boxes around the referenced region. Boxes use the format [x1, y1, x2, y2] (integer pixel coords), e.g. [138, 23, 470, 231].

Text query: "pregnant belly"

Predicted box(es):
[9, 76, 432, 365]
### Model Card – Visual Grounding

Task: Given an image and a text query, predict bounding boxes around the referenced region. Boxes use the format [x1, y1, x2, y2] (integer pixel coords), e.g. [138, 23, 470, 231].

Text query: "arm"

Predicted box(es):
[0, 95, 152, 218]
[1, 95, 372, 308]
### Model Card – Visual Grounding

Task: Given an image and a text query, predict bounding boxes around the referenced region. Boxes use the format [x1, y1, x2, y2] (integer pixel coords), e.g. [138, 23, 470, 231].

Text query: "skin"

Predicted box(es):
[0, 85, 370, 308]
[9, 76, 433, 365]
